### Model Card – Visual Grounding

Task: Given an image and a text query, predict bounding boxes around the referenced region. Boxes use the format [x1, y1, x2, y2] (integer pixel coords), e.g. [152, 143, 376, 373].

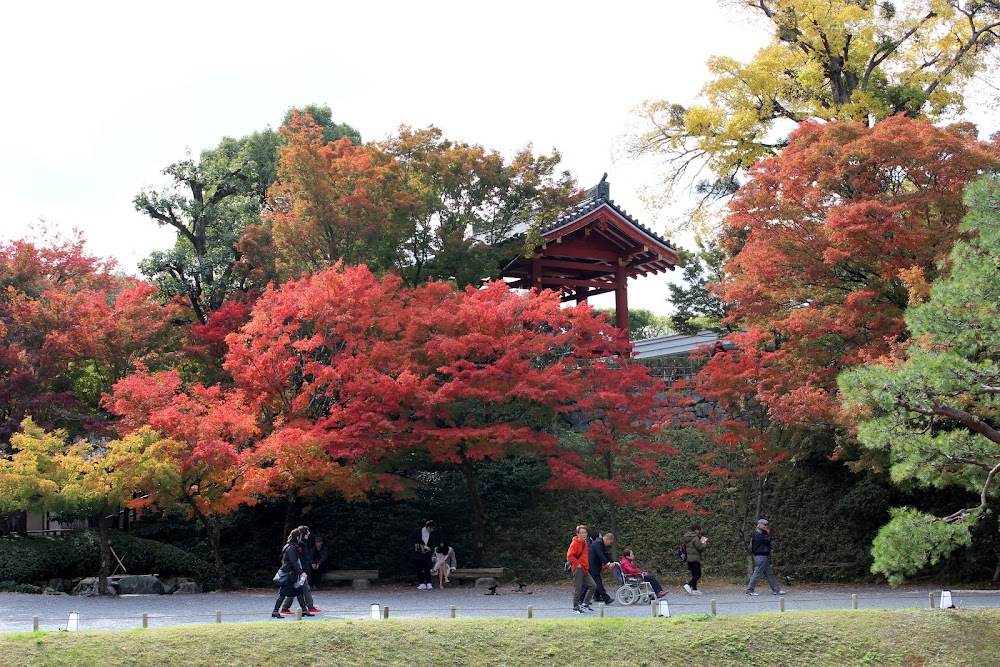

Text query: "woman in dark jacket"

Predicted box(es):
[272, 528, 314, 618]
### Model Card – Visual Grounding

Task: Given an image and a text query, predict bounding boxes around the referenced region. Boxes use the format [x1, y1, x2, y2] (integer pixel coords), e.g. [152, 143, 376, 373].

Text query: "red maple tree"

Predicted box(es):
[222, 262, 409, 533]
[223, 264, 691, 564]
[1, 231, 180, 445]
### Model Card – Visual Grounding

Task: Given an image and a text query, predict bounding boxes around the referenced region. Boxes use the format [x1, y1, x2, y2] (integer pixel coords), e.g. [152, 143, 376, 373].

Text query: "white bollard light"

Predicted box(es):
[67, 612, 80, 632]
[657, 598, 670, 617]
[370, 603, 382, 619]
[940, 590, 955, 609]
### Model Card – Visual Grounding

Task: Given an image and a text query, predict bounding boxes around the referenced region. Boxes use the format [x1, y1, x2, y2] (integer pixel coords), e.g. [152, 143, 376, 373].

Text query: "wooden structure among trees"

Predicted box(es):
[498, 175, 679, 331]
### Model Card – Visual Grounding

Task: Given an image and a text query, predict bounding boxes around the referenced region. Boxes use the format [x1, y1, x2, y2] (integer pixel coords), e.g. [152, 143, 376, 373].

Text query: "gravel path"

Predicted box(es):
[1, 582, 996, 633]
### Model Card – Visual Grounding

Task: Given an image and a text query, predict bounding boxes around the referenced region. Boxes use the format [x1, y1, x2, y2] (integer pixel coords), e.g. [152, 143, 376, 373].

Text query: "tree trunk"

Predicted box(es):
[181, 487, 228, 588]
[459, 456, 486, 567]
[282, 496, 300, 541]
[205, 516, 227, 588]
[212, 517, 225, 586]
[98, 515, 112, 595]
[606, 500, 619, 561]
[190, 508, 227, 588]
[601, 451, 621, 558]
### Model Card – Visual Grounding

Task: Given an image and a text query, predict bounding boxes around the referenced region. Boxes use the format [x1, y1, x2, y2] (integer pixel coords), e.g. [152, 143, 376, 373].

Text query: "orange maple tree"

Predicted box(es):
[663, 117, 999, 544]
[104, 369, 259, 586]
[708, 116, 1000, 428]
[244, 116, 579, 291]
[242, 111, 399, 284]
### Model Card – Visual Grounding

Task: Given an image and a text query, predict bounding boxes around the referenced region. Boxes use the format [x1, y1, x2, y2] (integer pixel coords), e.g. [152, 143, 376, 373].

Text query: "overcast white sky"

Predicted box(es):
[8, 1, 990, 315]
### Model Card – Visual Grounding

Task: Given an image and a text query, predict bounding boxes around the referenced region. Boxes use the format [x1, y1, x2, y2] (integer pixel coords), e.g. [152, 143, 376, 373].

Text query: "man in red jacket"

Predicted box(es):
[567, 524, 597, 614]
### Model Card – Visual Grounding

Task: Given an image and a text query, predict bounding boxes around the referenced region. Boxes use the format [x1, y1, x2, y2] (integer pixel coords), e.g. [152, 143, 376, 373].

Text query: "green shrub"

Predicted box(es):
[0, 530, 211, 585]
[0, 534, 71, 583]
[109, 531, 213, 580]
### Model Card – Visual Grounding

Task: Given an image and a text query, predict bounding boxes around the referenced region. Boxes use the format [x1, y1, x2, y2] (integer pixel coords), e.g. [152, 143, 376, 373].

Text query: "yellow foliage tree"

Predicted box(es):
[0, 419, 142, 594]
[630, 0, 1000, 212]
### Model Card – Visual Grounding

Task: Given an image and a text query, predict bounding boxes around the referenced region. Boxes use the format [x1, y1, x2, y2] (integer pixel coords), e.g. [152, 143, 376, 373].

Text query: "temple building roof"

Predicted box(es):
[499, 174, 679, 301]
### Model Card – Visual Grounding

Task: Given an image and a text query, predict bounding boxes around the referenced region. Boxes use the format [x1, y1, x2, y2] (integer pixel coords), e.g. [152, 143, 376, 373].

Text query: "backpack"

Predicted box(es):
[679, 541, 688, 563]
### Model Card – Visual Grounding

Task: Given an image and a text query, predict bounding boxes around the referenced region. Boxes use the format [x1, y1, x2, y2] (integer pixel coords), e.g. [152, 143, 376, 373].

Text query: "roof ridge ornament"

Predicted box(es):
[585, 172, 610, 201]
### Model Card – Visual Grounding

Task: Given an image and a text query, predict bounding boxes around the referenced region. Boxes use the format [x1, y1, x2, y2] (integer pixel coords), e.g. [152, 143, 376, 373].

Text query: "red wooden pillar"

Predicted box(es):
[615, 263, 628, 331]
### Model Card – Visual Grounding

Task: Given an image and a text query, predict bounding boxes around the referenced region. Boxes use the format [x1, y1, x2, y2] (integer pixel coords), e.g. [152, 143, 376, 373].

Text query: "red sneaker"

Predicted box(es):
[307, 607, 322, 613]
[279, 609, 295, 615]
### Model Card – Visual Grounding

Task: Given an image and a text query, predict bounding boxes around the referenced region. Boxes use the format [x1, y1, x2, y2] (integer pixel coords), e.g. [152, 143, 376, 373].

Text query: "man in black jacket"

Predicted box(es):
[746, 519, 785, 596]
[309, 536, 330, 590]
[588, 532, 618, 605]
[409, 520, 437, 589]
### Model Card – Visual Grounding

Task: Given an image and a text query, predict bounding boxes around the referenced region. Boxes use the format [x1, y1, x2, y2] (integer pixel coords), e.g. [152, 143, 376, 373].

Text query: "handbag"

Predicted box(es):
[273, 568, 290, 585]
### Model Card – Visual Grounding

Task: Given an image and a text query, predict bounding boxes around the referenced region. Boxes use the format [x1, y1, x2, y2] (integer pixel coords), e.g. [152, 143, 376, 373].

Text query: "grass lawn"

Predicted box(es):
[0, 608, 996, 666]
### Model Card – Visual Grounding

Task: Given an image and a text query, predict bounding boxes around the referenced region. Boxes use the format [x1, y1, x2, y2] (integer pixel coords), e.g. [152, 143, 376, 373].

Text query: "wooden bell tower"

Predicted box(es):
[498, 175, 679, 332]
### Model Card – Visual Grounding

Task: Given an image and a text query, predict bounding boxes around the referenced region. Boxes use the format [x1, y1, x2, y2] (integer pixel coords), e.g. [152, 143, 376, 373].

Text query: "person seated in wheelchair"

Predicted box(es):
[619, 547, 667, 599]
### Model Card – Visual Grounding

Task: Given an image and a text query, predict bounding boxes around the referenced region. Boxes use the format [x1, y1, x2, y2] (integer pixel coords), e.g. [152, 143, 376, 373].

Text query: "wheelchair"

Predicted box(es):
[613, 565, 657, 605]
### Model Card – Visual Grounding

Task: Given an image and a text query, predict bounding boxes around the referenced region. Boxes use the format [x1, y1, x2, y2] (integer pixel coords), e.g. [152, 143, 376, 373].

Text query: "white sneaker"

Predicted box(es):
[692, 590, 704, 595]
[426, 583, 433, 589]
[683, 584, 693, 595]
[418, 583, 427, 589]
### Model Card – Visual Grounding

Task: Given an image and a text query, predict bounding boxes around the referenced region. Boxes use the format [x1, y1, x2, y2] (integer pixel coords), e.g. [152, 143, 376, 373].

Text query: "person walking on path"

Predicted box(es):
[588, 532, 618, 605]
[272, 527, 314, 618]
[746, 518, 785, 596]
[567, 524, 597, 614]
[620, 547, 666, 598]
[682, 523, 707, 595]
[280, 525, 321, 613]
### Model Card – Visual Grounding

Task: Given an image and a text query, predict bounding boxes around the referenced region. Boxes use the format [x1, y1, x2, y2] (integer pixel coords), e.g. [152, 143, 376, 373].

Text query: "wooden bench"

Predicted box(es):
[320, 569, 379, 589]
[449, 568, 509, 585]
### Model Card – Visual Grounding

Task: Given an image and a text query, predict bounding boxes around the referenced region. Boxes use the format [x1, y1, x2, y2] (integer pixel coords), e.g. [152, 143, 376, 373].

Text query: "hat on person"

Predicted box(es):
[757, 518, 769, 525]
[298, 525, 310, 536]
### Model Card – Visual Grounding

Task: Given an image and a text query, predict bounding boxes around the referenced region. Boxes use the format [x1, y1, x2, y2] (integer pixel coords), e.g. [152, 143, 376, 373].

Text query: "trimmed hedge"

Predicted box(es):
[0, 530, 212, 586]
